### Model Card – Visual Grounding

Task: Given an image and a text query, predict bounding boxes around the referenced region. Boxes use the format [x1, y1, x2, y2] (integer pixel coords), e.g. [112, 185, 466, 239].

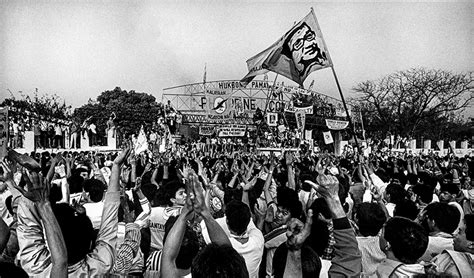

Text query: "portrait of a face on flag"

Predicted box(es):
[241, 9, 332, 86]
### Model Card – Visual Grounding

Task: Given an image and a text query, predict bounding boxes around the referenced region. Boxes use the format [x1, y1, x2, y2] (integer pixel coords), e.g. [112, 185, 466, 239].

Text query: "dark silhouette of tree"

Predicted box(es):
[73, 87, 162, 140]
[351, 68, 473, 140]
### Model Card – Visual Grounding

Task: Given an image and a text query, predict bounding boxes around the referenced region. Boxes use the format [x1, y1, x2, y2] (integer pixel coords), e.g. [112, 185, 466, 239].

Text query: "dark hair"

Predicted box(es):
[84, 179, 106, 202]
[394, 199, 419, 220]
[162, 181, 185, 207]
[192, 243, 249, 278]
[276, 186, 303, 220]
[164, 216, 200, 270]
[385, 183, 407, 204]
[280, 22, 328, 73]
[425, 203, 460, 234]
[412, 184, 433, 204]
[356, 203, 387, 236]
[225, 200, 251, 235]
[67, 174, 84, 194]
[384, 217, 428, 264]
[273, 244, 321, 278]
[52, 203, 95, 265]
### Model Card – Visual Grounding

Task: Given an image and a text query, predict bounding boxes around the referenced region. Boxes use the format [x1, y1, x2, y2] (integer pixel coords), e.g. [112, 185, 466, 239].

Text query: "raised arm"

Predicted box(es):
[305, 173, 362, 277]
[17, 171, 68, 278]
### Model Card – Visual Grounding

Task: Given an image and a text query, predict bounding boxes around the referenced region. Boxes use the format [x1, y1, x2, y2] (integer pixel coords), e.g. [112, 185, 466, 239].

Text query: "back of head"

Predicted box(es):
[356, 203, 387, 236]
[394, 199, 419, 220]
[52, 203, 95, 265]
[385, 183, 407, 204]
[192, 243, 249, 278]
[225, 200, 251, 235]
[412, 183, 433, 204]
[84, 178, 106, 202]
[383, 217, 428, 264]
[425, 202, 460, 234]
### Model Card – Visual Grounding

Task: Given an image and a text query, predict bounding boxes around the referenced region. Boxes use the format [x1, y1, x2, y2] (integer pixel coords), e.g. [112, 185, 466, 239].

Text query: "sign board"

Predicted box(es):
[0, 108, 8, 158]
[295, 110, 306, 133]
[266, 112, 278, 127]
[325, 119, 349, 130]
[218, 124, 246, 137]
[323, 131, 333, 144]
[199, 125, 215, 136]
[285, 105, 313, 115]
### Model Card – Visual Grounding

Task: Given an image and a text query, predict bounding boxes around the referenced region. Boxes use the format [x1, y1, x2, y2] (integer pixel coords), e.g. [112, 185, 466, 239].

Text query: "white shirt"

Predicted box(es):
[200, 216, 264, 278]
[149, 206, 182, 250]
[84, 201, 104, 230]
[89, 123, 97, 134]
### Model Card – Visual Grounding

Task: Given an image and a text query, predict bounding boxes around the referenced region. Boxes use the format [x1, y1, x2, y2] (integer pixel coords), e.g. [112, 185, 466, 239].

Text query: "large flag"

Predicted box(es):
[241, 8, 332, 86]
[134, 126, 149, 154]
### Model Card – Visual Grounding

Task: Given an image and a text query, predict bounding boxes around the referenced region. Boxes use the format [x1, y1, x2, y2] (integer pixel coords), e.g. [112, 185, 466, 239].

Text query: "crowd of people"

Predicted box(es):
[0, 132, 473, 277]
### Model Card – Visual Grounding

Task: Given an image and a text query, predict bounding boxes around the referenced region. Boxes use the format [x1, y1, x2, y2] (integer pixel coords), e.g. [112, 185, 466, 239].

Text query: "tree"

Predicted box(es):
[1, 92, 72, 121]
[351, 68, 473, 140]
[73, 87, 163, 140]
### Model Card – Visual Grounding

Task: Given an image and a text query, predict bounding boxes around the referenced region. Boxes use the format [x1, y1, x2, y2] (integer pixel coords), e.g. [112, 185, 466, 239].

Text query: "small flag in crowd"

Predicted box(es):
[241, 8, 332, 86]
[323, 131, 333, 144]
[134, 126, 149, 154]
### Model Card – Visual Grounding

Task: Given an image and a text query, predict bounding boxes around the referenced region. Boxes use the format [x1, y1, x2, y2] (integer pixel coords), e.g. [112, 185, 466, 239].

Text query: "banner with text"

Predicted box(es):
[199, 125, 215, 136]
[325, 119, 349, 130]
[218, 124, 247, 137]
[286, 105, 314, 115]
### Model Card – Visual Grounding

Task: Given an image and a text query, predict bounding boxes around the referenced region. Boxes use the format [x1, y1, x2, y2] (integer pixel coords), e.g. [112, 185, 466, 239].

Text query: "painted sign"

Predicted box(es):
[325, 119, 349, 130]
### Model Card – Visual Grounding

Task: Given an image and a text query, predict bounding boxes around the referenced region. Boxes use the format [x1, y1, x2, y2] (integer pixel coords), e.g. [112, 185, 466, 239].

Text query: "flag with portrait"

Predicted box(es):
[241, 8, 332, 86]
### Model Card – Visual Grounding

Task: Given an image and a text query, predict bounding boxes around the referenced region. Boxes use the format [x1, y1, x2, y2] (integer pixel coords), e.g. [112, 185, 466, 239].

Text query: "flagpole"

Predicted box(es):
[256, 74, 279, 148]
[330, 66, 359, 148]
[311, 6, 360, 149]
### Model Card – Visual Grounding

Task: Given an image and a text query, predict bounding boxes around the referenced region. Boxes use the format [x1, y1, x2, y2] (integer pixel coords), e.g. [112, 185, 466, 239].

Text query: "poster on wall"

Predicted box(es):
[0, 108, 8, 158]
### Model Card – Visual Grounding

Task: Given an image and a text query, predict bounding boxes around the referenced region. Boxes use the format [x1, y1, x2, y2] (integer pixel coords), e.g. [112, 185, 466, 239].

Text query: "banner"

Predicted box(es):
[295, 110, 306, 133]
[325, 119, 349, 130]
[199, 125, 215, 136]
[241, 9, 332, 86]
[323, 131, 333, 144]
[266, 112, 278, 126]
[218, 124, 246, 137]
[0, 108, 8, 158]
[134, 126, 149, 154]
[285, 105, 313, 114]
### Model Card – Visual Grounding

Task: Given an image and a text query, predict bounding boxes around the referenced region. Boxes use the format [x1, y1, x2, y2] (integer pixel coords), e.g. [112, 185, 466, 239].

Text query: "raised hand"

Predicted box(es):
[305, 173, 340, 199]
[286, 209, 313, 250]
[0, 159, 14, 182]
[114, 141, 132, 166]
[16, 171, 50, 204]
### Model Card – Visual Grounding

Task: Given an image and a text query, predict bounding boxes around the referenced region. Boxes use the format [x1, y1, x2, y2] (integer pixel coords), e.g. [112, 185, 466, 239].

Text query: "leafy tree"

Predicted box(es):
[73, 87, 163, 140]
[351, 68, 473, 140]
[1, 92, 72, 121]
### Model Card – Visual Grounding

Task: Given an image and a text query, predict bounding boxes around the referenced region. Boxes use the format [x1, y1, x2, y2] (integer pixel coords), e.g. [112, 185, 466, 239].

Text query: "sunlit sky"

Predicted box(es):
[0, 0, 472, 109]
